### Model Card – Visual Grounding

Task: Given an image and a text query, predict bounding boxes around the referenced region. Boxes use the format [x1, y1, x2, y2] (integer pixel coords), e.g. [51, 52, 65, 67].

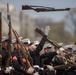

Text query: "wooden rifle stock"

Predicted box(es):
[12, 29, 32, 68]
[54, 63, 76, 70]
[54, 64, 71, 69]
[22, 5, 33, 10]
[6, 3, 12, 67]
[35, 28, 71, 55]
[35, 28, 60, 48]
[35, 28, 76, 65]
[8, 14, 12, 58]
[61, 56, 76, 65]
[53, 64, 74, 69]
[35, 28, 72, 54]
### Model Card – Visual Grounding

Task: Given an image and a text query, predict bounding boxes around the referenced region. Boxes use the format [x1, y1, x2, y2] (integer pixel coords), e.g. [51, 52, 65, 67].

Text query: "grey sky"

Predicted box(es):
[0, 0, 76, 21]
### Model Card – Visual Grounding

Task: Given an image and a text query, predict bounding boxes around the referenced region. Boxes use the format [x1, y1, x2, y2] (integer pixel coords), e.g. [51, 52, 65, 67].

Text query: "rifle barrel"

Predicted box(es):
[22, 5, 70, 12]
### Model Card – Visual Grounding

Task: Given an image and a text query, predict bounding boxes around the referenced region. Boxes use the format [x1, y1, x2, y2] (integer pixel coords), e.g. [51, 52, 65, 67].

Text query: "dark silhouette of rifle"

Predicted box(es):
[12, 29, 33, 68]
[5, 3, 12, 67]
[35, 28, 60, 48]
[4, 4, 33, 68]
[35, 28, 76, 65]
[53, 64, 76, 70]
[0, 12, 2, 52]
[4, 3, 33, 69]
[0, 12, 2, 66]
[22, 5, 70, 12]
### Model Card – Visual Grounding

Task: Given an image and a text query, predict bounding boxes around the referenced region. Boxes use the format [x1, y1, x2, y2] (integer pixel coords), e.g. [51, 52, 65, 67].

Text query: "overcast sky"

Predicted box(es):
[0, 0, 76, 22]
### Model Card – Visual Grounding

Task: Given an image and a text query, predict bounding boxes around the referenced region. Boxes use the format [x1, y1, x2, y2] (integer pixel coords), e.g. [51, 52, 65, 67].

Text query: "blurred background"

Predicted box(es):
[0, 0, 76, 45]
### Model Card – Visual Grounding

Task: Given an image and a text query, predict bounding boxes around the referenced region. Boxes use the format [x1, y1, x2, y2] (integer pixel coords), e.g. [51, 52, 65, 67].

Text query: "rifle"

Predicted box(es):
[35, 28, 60, 48]
[5, 3, 12, 67]
[4, 3, 32, 69]
[12, 29, 32, 68]
[35, 28, 76, 65]
[22, 5, 70, 12]
[53, 64, 76, 70]
[0, 12, 2, 66]
[0, 12, 2, 52]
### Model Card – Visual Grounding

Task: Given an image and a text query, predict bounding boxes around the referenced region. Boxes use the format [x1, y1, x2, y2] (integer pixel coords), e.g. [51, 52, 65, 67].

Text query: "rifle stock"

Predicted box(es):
[35, 28, 60, 48]
[12, 29, 32, 68]
[5, 3, 12, 67]
[35, 28, 76, 65]
[22, 5, 33, 10]
[53, 64, 73, 69]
